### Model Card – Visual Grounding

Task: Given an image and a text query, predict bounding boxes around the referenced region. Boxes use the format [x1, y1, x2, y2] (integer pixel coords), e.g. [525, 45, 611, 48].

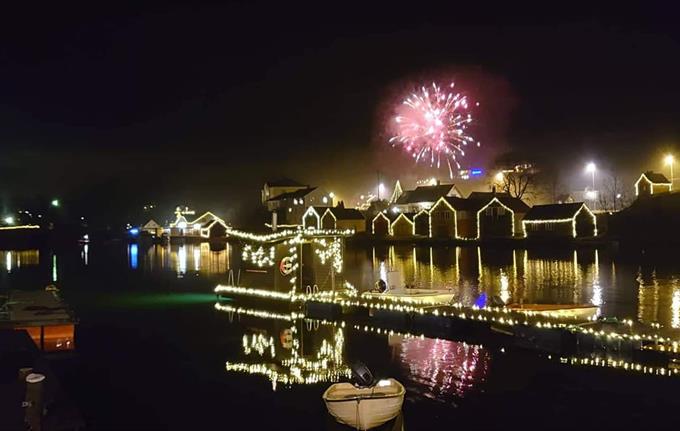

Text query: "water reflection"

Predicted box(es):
[390, 335, 489, 402]
[0, 250, 40, 273]
[137, 243, 231, 278]
[217, 302, 490, 400]
[357, 245, 606, 311]
[218, 304, 350, 390]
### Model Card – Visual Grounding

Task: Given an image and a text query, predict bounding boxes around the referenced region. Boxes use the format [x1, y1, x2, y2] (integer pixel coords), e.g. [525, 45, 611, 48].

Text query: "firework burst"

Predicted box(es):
[389, 81, 480, 178]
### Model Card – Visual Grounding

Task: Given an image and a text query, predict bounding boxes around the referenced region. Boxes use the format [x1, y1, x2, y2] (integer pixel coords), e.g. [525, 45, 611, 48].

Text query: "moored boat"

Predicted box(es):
[323, 378, 405, 430]
[362, 288, 455, 304]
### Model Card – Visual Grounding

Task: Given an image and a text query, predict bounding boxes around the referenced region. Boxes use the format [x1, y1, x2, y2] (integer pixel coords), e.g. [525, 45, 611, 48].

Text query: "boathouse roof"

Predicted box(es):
[267, 187, 317, 201]
[395, 184, 456, 205]
[638, 171, 671, 185]
[524, 202, 588, 221]
[325, 207, 365, 220]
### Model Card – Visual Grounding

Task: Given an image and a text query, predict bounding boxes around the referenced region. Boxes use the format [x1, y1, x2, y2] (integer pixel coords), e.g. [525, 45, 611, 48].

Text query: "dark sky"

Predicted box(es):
[2, 2, 680, 224]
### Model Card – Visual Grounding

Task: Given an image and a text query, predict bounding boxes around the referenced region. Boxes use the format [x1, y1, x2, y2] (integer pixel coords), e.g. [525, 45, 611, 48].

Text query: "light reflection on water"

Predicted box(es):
[390, 335, 489, 402]
[219, 307, 489, 400]
[4, 243, 680, 328]
[343, 245, 680, 328]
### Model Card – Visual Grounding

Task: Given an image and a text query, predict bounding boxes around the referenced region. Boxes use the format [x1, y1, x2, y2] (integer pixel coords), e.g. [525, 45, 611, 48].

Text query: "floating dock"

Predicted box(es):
[215, 284, 680, 376]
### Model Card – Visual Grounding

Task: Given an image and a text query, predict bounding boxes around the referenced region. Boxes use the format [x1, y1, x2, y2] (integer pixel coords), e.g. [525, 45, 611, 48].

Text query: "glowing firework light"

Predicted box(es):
[389, 82, 480, 178]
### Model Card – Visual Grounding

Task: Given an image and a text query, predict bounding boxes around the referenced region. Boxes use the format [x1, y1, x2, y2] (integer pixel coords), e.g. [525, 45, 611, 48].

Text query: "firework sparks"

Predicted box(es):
[389, 82, 480, 178]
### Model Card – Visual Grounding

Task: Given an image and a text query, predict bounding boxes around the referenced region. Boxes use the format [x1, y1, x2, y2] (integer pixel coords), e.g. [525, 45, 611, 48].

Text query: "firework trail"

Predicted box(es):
[389, 82, 480, 178]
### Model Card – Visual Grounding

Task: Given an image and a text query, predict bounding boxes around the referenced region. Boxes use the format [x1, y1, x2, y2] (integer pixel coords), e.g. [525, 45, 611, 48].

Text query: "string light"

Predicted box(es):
[0, 225, 40, 231]
[634, 173, 672, 196]
[522, 203, 597, 238]
[241, 244, 276, 267]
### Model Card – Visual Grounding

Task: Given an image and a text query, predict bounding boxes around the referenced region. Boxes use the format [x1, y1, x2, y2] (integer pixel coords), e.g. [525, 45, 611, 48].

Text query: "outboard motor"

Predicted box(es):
[351, 361, 375, 388]
[374, 279, 387, 293]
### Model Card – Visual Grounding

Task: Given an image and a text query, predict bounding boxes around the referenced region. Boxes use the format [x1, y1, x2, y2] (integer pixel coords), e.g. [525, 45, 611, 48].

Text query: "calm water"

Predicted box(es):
[3, 242, 680, 429]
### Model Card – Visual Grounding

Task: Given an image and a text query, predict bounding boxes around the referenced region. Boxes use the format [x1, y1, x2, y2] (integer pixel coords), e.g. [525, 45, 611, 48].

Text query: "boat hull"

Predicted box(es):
[323, 379, 405, 430]
[362, 289, 454, 305]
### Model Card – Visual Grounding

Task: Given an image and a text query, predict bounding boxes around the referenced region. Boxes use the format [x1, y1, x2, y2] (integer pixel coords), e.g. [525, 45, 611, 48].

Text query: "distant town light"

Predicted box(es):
[322, 196, 328, 204]
[329, 192, 335, 198]
[3, 216, 14, 225]
[585, 190, 598, 200]
[51, 199, 60, 207]
[391, 207, 400, 214]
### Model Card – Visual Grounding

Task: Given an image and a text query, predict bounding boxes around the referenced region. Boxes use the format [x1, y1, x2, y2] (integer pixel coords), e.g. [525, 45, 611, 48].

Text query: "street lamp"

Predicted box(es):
[51, 199, 60, 208]
[665, 154, 674, 190]
[378, 183, 385, 200]
[585, 162, 597, 210]
[494, 172, 504, 182]
[585, 162, 596, 189]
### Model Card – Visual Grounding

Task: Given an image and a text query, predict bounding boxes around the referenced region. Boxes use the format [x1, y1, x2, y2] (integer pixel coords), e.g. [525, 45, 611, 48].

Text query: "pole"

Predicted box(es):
[591, 170, 596, 210]
[672, 161, 675, 190]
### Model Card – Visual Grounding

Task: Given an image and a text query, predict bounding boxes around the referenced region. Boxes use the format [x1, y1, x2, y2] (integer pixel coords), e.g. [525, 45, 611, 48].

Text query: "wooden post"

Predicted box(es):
[25, 372, 46, 431]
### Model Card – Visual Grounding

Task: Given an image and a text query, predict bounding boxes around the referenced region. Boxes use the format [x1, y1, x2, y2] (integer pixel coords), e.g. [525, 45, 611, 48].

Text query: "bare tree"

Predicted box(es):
[598, 174, 631, 211]
[498, 170, 535, 200]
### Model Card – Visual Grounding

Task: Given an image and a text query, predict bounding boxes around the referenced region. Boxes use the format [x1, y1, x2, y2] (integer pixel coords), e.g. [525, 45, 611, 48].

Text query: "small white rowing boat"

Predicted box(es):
[362, 288, 455, 305]
[323, 378, 405, 430]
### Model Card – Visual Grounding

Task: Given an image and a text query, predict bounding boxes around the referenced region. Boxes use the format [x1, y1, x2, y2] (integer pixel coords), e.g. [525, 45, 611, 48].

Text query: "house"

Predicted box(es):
[321, 204, 366, 233]
[522, 202, 597, 239]
[413, 210, 429, 236]
[390, 213, 415, 237]
[467, 192, 530, 238]
[168, 210, 228, 239]
[302, 206, 328, 230]
[428, 197, 460, 238]
[141, 219, 163, 237]
[634, 171, 672, 197]
[261, 178, 308, 205]
[393, 182, 462, 213]
[427, 194, 530, 239]
[268, 187, 317, 225]
[371, 212, 392, 236]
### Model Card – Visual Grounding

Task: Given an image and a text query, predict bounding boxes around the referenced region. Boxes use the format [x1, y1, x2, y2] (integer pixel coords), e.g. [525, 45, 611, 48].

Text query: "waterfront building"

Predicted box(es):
[427, 194, 529, 239]
[261, 178, 309, 205]
[168, 208, 228, 240]
[141, 219, 163, 237]
[371, 211, 392, 236]
[466, 192, 530, 238]
[390, 213, 415, 237]
[428, 196, 461, 238]
[302, 206, 328, 229]
[522, 202, 597, 239]
[634, 171, 672, 197]
[268, 187, 318, 226]
[321, 204, 366, 233]
[413, 210, 429, 236]
[393, 182, 462, 213]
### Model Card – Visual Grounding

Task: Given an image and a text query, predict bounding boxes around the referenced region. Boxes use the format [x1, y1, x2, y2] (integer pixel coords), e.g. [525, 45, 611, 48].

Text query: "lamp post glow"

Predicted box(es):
[665, 154, 674, 190]
[494, 172, 504, 182]
[51, 199, 60, 208]
[585, 162, 596, 190]
[585, 162, 597, 210]
[378, 183, 385, 200]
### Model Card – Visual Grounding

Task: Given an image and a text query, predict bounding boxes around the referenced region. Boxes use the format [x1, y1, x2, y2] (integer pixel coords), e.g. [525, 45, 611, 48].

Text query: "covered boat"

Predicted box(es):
[323, 378, 405, 430]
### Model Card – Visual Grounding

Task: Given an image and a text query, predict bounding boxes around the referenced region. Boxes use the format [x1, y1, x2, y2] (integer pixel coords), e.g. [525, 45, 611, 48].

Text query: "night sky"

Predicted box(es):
[2, 2, 680, 224]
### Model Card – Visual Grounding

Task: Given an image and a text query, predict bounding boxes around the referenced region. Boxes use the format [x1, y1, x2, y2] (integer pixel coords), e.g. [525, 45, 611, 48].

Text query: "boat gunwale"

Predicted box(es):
[323, 380, 405, 403]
